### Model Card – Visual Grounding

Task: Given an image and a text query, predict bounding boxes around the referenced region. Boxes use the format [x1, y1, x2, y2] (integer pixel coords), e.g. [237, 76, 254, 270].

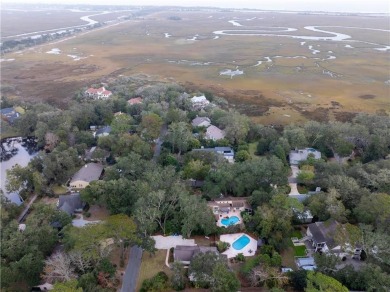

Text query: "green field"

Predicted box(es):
[294, 245, 307, 257]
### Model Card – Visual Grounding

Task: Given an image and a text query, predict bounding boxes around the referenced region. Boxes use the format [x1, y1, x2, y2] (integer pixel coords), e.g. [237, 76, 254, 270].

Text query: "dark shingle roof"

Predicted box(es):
[308, 220, 339, 249]
[174, 246, 199, 262]
[174, 245, 218, 262]
[70, 163, 103, 184]
[58, 193, 84, 215]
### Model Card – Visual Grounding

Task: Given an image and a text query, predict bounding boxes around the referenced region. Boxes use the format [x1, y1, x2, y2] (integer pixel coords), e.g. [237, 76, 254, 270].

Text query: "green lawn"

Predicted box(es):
[291, 230, 303, 239]
[52, 185, 67, 195]
[248, 142, 258, 159]
[294, 245, 307, 257]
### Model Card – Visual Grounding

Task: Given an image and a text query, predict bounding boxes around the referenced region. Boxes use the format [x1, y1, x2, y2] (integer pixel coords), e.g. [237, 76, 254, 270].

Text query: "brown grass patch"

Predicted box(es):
[136, 250, 172, 291]
[2, 9, 389, 124]
[87, 204, 110, 221]
[359, 94, 376, 99]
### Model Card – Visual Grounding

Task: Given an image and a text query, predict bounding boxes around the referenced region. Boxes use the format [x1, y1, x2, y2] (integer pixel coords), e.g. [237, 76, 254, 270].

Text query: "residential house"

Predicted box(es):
[95, 126, 112, 137]
[289, 148, 321, 165]
[207, 197, 252, 216]
[128, 97, 143, 105]
[190, 95, 210, 110]
[192, 116, 211, 128]
[57, 193, 84, 215]
[69, 163, 103, 190]
[192, 147, 234, 163]
[214, 147, 234, 162]
[205, 125, 225, 141]
[306, 220, 362, 259]
[174, 245, 219, 265]
[85, 86, 112, 100]
[306, 220, 340, 254]
[0, 107, 20, 124]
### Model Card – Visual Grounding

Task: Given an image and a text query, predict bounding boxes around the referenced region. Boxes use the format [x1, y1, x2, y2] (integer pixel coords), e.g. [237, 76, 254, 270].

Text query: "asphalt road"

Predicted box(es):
[121, 246, 143, 292]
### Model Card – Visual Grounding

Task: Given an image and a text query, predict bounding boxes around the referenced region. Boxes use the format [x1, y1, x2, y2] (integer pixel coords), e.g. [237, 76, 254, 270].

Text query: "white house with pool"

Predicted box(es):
[220, 233, 258, 258]
[207, 197, 252, 227]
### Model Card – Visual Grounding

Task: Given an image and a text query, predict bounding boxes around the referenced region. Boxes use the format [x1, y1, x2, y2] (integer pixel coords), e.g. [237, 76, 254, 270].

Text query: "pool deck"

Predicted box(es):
[220, 233, 258, 258]
[216, 210, 243, 227]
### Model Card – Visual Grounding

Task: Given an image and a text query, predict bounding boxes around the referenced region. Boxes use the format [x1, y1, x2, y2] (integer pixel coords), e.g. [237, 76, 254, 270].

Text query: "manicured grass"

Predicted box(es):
[291, 230, 303, 239]
[294, 245, 307, 257]
[136, 250, 172, 291]
[248, 142, 258, 159]
[52, 185, 67, 195]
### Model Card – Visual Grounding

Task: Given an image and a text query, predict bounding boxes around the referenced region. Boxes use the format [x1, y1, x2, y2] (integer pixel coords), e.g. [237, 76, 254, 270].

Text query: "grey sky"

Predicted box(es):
[2, 0, 390, 13]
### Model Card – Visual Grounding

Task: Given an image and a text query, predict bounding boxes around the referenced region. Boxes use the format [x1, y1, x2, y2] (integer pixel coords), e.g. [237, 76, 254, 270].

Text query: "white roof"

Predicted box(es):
[191, 95, 208, 103]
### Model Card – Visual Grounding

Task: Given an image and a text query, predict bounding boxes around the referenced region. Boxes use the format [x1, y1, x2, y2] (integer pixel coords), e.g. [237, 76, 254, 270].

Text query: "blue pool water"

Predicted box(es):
[232, 235, 250, 250]
[221, 216, 240, 226]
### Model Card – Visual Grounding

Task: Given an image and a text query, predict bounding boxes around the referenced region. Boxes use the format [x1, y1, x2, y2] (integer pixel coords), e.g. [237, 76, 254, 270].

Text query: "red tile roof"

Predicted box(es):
[85, 87, 112, 97]
[128, 97, 143, 105]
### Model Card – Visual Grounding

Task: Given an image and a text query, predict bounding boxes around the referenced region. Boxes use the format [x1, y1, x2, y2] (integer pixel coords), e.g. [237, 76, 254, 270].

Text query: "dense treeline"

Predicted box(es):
[1, 78, 389, 290]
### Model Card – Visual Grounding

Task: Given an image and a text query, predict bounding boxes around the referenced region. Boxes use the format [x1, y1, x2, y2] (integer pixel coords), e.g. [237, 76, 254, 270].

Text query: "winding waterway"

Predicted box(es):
[0, 137, 38, 197]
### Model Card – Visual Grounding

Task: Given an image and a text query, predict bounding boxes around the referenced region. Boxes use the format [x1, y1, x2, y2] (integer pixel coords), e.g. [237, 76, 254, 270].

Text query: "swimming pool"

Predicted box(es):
[221, 216, 240, 226]
[232, 235, 250, 250]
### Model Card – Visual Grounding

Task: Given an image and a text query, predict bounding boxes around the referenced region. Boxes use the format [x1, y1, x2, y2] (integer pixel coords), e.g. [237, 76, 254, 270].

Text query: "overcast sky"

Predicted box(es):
[2, 0, 389, 13]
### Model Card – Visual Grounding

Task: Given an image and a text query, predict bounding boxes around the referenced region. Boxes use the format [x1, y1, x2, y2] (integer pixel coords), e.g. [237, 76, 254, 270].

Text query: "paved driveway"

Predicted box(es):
[121, 246, 143, 292]
[72, 215, 101, 227]
[152, 235, 196, 249]
[288, 165, 300, 196]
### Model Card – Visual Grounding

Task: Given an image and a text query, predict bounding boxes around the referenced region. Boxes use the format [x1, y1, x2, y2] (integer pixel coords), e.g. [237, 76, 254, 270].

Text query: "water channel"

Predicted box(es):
[0, 137, 38, 203]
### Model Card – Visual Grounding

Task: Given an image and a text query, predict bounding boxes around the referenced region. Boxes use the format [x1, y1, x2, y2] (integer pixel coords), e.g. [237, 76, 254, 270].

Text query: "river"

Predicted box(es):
[0, 137, 38, 202]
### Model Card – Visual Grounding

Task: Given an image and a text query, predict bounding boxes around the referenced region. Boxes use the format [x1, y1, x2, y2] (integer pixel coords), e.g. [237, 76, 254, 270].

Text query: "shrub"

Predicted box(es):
[97, 258, 116, 277]
[240, 256, 261, 275]
[140, 272, 169, 292]
[217, 241, 230, 253]
[235, 253, 245, 262]
[171, 262, 186, 291]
